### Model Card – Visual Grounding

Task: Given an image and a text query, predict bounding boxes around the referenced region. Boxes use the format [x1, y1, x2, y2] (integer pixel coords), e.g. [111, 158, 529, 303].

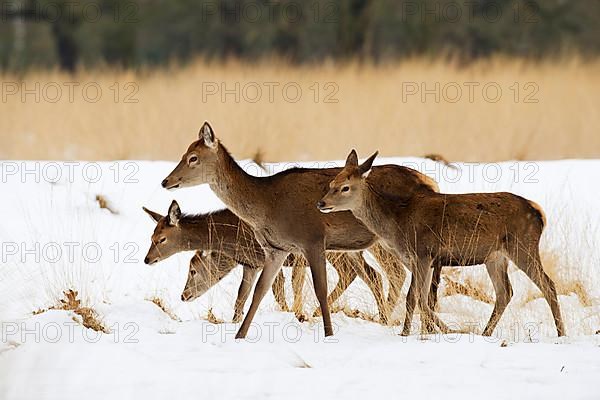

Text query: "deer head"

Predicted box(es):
[317, 149, 378, 213]
[161, 121, 220, 190]
[180, 251, 236, 302]
[143, 200, 185, 264]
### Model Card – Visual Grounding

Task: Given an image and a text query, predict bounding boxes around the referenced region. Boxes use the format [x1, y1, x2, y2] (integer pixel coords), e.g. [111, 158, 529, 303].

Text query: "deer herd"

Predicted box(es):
[143, 121, 565, 339]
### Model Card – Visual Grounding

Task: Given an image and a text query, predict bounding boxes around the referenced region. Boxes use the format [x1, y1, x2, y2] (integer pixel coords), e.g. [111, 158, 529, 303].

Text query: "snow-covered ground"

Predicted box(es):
[0, 158, 599, 400]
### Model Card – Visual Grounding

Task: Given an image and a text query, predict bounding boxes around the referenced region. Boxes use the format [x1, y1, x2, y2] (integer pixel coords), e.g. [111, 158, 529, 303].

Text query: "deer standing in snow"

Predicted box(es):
[318, 150, 565, 337]
[160, 122, 441, 338]
[143, 201, 398, 323]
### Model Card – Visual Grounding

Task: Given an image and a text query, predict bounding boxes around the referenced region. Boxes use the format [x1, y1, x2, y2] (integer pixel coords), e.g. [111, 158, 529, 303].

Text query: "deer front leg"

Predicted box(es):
[235, 250, 288, 339]
[304, 243, 334, 337]
[402, 270, 416, 336]
[232, 267, 259, 323]
[271, 269, 289, 312]
[291, 260, 307, 322]
[313, 253, 357, 317]
[416, 258, 448, 335]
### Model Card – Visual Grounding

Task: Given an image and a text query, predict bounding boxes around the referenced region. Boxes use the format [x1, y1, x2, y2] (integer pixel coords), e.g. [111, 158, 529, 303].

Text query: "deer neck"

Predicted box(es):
[178, 218, 214, 252]
[179, 213, 262, 261]
[353, 182, 409, 238]
[209, 144, 267, 222]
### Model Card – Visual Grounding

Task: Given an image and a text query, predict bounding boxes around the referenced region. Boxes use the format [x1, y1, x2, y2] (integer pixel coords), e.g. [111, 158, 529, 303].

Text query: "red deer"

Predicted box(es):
[161, 122, 439, 338]
[318, 150, 565, 337]
[143, 201, 395, 323]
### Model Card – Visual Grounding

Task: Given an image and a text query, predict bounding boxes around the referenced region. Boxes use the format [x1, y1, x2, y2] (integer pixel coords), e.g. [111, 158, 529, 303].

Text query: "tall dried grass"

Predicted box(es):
[1, 57, 599, 161]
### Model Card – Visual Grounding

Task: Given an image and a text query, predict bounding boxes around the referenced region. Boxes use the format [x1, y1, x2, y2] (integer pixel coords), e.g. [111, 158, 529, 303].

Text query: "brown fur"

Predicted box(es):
[161, 122, 440, 338]
[319, 150, 565, 337]
[143, 203, 394, 323]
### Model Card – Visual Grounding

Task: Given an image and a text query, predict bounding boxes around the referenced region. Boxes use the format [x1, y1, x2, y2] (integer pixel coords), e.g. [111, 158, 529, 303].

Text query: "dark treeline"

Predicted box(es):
[1, 0, 599, 71]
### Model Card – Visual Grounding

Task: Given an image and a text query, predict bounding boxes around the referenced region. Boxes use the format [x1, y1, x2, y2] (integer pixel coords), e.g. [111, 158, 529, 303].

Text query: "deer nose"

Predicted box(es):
[161, 179, 169, 188]
[181, 293, 188, 301]
[316, 200, 326, 210]
[144, 256, 150, 264]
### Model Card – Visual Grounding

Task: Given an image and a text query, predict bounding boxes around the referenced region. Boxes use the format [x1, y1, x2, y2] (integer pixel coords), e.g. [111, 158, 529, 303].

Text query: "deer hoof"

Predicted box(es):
[234, 331, 245, 339]
[295, 313, 307, 323]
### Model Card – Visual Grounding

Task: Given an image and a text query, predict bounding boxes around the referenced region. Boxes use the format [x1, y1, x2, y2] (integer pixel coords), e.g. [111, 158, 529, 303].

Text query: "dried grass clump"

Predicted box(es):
[331, 304, 379, 323]
[442, 275, 495, 305]
[523, 280, 592, 307]
[95, 194, 119, 215]
[207, 308, 225, 324]
[423, 153, 457, 169]
[149, 297, 181, 321]
[522, 250, 594, 307]
[55, 289, 109, 333]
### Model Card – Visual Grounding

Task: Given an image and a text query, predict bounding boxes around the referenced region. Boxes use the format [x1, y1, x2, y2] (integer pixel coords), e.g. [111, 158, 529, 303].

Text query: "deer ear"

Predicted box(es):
[168, 200, 181, 226]
[142, 207, 163, 222]
[199, 121, 217, 149]
[143, 207, 163, 223]
[358, 151, 378, 178]
[345, 149, 359, 168]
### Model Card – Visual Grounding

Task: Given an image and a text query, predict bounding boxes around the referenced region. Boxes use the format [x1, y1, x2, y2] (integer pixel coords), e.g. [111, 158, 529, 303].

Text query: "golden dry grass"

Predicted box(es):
[206, 308, 225, 324]
[35, 289, 109, 333]
[1, 57, 599, 161]
[95, 194, 118, 214]
[441, 270, 495, 305]
[435, 248, 594, 308]
[148, 296, 181, 321]
[523, 250, 594, 307]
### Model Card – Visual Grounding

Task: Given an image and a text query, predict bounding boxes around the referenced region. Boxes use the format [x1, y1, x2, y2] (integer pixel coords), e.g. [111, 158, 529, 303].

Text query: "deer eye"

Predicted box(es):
[190, 269, 197, 276]
[188, 155, 198, 164]
[341, 186, 350, 193]
[159, 237, 167, 244]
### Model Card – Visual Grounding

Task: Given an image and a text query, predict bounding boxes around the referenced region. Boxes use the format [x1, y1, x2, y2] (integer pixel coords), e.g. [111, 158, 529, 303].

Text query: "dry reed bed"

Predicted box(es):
[1, 58, 599, 161]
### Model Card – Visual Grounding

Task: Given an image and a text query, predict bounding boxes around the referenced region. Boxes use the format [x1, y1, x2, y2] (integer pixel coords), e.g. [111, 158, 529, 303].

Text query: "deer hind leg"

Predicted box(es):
[428, 263, 443, 311]
[235, 250, 288, 339]
[291, 257, 307, 322]
[314, 253, 357, 317]
[370, 245, 406, 316]
[233, 267, 259, 323]
[416, 259, 449, 335]
[350, 252, 388, 324]
[512, 247, 565, 337]
[482, 252, 512, 336]
[304, 244, 334, 337]
[271, 269, 289, 312]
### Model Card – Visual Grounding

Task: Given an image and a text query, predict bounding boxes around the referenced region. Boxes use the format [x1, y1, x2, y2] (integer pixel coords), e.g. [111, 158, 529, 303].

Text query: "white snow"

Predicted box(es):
[0, 158, 599, 400]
